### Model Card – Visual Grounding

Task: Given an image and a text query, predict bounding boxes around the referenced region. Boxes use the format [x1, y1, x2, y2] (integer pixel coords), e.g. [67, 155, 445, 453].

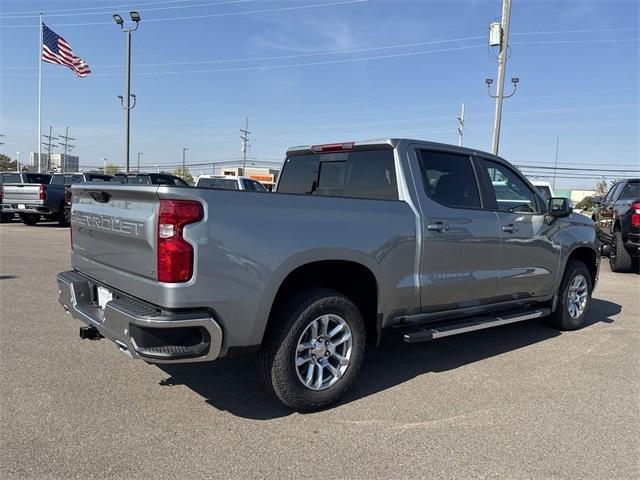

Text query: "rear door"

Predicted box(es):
[476, 157, 559, 299]
[415, 149, 502, 312]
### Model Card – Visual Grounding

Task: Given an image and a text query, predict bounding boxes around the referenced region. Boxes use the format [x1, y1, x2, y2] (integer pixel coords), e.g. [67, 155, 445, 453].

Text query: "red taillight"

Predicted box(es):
[39, 184, 47, 200]
[631, 201, 640, 227]
[157, 199, 203, 283]
[310, 142, 355, 153]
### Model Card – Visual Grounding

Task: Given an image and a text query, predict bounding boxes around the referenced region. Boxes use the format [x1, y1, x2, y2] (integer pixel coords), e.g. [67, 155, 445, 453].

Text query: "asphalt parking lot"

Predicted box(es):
[1, 221, 638, 479]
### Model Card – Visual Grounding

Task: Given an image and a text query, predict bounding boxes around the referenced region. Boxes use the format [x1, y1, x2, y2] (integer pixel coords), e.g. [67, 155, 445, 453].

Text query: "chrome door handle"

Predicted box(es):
[502, 224, 518, 233]
[427, 222, 449, 232]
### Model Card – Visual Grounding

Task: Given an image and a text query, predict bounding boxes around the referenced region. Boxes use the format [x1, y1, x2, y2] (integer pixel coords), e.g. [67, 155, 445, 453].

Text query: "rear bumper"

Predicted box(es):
[1, 202, 52, 214]
[56, 270, 224, 363]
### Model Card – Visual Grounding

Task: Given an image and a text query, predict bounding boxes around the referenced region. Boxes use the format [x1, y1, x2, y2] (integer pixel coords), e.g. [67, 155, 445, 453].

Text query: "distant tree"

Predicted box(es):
[594, 179, 608, 196]
[172, 166, 193, 184]
[0, 153, 17, 171]
[104, 164, 120, 176]
[575, 196, 594, 211]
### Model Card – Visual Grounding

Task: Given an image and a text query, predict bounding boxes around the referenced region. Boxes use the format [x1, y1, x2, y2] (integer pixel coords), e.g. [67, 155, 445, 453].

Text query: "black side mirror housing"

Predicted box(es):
[591, 195, 602, 205]
[549, 197, 572, 218]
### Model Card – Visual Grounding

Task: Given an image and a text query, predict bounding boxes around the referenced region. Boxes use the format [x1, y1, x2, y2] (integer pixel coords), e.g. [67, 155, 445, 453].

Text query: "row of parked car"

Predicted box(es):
[0, 171, 266, 226]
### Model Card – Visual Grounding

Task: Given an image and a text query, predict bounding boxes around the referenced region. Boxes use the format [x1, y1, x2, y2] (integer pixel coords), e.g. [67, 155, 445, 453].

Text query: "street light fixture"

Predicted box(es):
[113, 11, 141, 173]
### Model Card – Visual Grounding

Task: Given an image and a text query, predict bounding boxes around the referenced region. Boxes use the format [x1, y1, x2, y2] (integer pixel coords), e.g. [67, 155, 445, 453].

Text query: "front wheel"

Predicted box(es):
[18, 213, 39, 226]
[547, 260, 593, 331]
[257, 288, 366, 412]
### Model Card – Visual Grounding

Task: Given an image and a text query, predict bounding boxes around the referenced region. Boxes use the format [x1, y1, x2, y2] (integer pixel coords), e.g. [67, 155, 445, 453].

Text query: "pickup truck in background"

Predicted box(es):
[195, 175, 267, 192]
[50, 172, 113, 225]
[0, 172, 19, 223]
[592, 178, 640, 272]
[1, 172, 63, 226]
[57, 139, 599, 411]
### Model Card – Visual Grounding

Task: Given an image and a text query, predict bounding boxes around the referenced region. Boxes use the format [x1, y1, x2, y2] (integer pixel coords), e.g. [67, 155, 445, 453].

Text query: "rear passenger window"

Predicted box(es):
[417, 150, 481, 208]
[277, 150, 398, 200]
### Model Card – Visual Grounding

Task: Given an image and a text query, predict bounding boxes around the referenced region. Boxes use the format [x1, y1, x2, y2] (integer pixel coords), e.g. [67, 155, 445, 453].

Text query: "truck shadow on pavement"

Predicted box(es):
[156, 298, 620, 420]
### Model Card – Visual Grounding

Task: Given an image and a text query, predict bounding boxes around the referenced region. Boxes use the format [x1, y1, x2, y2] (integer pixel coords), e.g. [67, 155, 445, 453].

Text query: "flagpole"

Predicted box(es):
[38, 13, 43, 173]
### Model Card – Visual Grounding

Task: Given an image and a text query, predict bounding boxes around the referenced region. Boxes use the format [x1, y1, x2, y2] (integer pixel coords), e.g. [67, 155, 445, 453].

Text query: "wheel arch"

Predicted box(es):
[255, 256, 381, 346]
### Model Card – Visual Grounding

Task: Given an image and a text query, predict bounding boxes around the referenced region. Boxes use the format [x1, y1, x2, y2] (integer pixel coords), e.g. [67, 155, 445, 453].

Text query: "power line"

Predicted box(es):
[0, 0, 367, 28]
[0, 0, 258, 18]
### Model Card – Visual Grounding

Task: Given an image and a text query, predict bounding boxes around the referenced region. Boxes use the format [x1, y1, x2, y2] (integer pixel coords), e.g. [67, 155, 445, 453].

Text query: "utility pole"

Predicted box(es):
[182, 148, 188, 176]
[486, 0, 519, 155]
[552, 136, 560, 190]
[137, 152, 142, 172]
[457, 103, 465, 147]
[41, 126, 57, 172]
[240, 117, 250, 175]
[16, 152, 21, 172]
[58, 126, 75, 173]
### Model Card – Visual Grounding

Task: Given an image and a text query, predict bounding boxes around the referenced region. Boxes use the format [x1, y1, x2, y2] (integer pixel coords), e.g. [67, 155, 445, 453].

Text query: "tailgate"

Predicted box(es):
[71, 184, 159, 281]
[2, 184, 40, 203]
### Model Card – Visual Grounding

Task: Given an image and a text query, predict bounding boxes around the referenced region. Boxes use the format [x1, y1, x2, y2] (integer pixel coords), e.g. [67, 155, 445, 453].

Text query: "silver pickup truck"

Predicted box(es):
[57, 139, 599, 411]
[1, 172, 64, 225]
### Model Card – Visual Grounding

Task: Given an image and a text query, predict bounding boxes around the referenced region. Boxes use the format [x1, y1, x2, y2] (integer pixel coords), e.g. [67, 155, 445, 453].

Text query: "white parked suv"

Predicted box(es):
[195, 175, 267, 192]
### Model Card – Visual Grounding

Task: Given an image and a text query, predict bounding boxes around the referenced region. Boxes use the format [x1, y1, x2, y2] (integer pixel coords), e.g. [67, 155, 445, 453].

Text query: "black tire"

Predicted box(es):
[257, 288, 366, 412]
[610, 229, 633, 273]
[547, 260, 593, 331]
[0, 212, 13, 223]
[57, 210, 70, 227]
[18, 213, 39, 226]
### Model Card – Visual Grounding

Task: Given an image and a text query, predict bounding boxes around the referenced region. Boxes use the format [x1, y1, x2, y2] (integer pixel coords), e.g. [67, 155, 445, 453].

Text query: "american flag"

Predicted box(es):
[42, 23, 91, 77]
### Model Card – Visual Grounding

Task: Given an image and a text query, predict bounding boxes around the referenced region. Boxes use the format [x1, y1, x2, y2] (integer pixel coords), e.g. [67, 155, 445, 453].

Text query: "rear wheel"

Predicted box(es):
[18, 213, 39, 226]
[547, 260, 593, 331]
[257, 288, 366, 412]
[610, 229, 633, 273]
[0, 212, 13, 223]
[57, 210, 70, 227]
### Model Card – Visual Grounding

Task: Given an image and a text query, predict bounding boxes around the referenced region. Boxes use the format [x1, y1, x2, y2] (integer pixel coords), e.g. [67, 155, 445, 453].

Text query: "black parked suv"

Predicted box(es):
[592, 178, 640, 272]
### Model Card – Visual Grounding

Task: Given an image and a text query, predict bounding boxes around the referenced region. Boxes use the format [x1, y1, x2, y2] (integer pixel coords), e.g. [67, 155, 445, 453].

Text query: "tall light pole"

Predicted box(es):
[137, 152, 142, 172]
[113, 11, 140, 173]
[16, 152, 20, 172]
[486, 0, 518, 155]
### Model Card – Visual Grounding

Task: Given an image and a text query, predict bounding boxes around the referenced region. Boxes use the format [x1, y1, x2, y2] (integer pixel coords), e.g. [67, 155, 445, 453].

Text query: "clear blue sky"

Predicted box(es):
[1, 0, 638, 189]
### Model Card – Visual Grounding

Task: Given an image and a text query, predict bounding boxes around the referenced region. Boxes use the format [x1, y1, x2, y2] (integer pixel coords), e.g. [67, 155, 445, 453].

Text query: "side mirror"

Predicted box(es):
[549, 197, 572, 218]
[591, 195, 602, 205]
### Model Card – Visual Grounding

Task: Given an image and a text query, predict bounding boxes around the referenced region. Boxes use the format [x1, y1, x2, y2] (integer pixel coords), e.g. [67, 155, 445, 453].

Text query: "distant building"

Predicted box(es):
[50, 154, 79, 172]
[214, 166, 280, 190]
[570, 190, 596, 203]
[28, 152, 50, 172]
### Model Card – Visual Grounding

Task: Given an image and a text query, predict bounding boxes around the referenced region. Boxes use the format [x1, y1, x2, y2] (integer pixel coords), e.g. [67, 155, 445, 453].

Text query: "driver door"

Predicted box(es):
[476, 157, 560, 300]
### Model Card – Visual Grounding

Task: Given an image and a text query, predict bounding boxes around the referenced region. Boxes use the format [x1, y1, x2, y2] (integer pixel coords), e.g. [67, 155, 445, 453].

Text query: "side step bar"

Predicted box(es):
[402, 308, 551, 343]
